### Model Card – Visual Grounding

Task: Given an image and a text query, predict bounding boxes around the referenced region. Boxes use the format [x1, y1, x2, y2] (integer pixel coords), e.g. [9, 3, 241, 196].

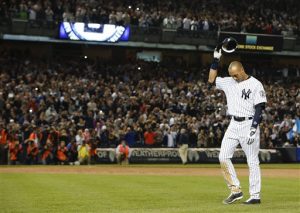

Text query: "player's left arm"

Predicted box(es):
[247, 84, 267, 145]
[251, 102, 266, 129]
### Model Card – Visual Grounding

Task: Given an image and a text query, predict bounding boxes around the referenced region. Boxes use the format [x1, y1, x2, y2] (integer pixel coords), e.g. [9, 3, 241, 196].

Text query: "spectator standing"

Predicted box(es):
[182, 15, 191, 31]
[0, 126, 8, 164]
[197, 129, 207, 147]
[144, 127, 156, 147]
[189, 129, 198, 147]
[19, 1, 28, 20]
[75, 129, 84, 145]
[202, 18, 210, 31]
[28, 6, 37, 27]
[124, 127, 137, 147]
[8, 138, 21, 165]
[45, 6, 54, 28]
[163, 127, 177, 147]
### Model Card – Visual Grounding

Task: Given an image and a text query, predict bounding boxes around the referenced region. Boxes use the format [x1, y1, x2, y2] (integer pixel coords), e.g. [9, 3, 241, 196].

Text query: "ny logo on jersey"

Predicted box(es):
[241, 89, 252, 100]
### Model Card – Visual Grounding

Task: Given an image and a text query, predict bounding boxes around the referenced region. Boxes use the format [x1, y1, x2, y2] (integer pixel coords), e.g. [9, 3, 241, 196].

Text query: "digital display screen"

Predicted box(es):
[219, 32, 283, 51]
[59, 22, 130, 42]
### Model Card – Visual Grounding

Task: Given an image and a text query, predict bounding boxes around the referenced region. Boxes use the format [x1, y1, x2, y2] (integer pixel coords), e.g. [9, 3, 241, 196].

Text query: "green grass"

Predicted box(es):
[0, 165, 299, 213]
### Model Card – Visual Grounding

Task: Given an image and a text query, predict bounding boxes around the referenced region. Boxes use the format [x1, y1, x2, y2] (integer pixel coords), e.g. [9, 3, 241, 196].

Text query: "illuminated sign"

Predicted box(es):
[219, 32, 283, 51]
[59, 22, 130, 42]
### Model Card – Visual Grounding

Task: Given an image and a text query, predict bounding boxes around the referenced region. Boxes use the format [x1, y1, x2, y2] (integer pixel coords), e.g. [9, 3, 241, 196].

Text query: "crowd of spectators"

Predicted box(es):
[0, 0, 299, 36]
[0, 48, 299, 165]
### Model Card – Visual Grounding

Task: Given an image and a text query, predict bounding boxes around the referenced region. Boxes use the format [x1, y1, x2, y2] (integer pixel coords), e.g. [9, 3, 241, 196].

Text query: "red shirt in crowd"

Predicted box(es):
[0, 129, 7, 145]
[27, 142, 38, 156]
[57, 146, 67, 161]
[8, 140, 22, 161]
[144, 131, 156, 145]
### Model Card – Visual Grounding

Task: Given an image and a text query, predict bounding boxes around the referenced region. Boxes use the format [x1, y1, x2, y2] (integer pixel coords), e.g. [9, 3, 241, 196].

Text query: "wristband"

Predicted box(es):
[207, 82, 214, 90]
[210, 58, 219, 70]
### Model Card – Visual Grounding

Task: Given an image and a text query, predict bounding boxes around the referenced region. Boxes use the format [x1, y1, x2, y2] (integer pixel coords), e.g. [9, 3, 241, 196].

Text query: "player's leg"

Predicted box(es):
[219, 136, 241, 192]
[219, 128, 243, 204]
[240, 128, 261, 204]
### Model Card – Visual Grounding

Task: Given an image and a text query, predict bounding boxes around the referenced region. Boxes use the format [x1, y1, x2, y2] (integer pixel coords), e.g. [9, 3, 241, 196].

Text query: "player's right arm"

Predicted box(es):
[208, 48, 222, 89]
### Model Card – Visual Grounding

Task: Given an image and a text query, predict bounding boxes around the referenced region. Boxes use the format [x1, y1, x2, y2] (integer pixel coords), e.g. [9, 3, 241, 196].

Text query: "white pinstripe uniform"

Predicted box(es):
[216, 76, 267, 199]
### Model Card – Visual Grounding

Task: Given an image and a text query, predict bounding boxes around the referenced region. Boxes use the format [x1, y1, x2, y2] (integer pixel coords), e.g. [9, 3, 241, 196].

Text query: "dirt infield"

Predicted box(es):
[0, 165, 299, 178]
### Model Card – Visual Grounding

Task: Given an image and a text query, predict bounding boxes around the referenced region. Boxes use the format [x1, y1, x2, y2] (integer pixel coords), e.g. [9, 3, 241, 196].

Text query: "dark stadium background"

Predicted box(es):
[0, 0, 299, 165]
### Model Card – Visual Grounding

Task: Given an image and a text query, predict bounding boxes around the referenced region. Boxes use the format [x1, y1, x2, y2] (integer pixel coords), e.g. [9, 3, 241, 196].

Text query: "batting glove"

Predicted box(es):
[210, 47, 222, 70]
[247, 127, 256, 145]
[213, 48, 222, 61]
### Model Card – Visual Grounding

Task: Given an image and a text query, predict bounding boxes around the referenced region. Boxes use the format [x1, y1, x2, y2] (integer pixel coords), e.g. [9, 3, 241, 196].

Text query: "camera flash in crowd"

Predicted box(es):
[128, 5, 132, 9]
[35, 87, 38, 91]
[137, 66, 141, 70]
[84, 55, 88, 59]
[136, 7, 140, 11]
[29, 109, 33, 113]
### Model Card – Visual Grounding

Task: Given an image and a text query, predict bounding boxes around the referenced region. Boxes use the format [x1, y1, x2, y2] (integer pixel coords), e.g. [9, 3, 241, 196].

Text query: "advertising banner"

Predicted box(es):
[95, 148, 282, 164]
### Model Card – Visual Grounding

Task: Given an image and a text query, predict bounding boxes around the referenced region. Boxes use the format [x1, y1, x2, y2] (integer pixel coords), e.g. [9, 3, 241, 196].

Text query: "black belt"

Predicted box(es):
[233, 116, 253, 122]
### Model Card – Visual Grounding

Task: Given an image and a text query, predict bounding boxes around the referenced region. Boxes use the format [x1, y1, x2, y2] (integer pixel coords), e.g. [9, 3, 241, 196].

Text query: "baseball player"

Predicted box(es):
[208, 47, 267, 205]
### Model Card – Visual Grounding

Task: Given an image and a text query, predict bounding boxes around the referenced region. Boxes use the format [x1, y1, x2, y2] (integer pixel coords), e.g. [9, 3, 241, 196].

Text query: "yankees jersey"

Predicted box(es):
[216, 76, 267, 117]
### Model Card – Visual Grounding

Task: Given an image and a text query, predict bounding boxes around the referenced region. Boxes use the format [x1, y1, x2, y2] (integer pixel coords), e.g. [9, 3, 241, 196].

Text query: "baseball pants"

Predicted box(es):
[219, 118, 261, 199]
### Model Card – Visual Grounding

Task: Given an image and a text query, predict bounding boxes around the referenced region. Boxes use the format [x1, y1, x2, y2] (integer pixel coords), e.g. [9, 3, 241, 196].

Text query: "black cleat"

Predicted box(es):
[243, 198, 261, 204]
[222, 192, 243, 204]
